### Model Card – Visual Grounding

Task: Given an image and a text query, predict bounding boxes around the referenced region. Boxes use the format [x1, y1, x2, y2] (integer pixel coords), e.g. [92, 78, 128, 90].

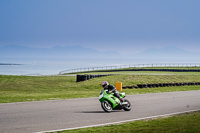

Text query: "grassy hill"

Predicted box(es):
[1, 68, 200, 103]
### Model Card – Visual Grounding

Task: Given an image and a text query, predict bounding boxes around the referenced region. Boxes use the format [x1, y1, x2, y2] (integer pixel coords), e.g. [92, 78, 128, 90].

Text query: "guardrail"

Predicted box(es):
[59, 63, 200, 74]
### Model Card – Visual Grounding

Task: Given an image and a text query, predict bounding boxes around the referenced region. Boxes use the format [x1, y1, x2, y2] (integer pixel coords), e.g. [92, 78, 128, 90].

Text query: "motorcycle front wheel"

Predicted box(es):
[101, 100, 112, 113]
[123, 99, 132, 111]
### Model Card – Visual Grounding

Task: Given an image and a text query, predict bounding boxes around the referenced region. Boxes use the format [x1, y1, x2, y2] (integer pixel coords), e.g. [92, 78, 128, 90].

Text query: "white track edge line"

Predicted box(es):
[35, 109, 200, 133]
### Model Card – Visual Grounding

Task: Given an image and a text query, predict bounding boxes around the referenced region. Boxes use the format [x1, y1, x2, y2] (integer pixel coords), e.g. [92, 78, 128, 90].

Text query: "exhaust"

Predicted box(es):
[121, 102, 128, 105]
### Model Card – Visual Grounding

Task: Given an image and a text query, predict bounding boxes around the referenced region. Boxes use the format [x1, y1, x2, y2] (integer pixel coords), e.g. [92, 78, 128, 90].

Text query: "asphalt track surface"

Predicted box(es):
[0, 90, 200, 133]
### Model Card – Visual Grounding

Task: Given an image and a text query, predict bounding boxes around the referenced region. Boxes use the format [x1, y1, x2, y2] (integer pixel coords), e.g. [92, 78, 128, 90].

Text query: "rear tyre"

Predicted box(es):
[123, 99, 131, 111]
[101, 100, 112, 113]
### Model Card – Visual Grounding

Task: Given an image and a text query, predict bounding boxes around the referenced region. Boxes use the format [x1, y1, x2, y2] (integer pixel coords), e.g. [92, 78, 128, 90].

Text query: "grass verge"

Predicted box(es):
[0, 74, 200, 103]
[59, 111, 200, 133]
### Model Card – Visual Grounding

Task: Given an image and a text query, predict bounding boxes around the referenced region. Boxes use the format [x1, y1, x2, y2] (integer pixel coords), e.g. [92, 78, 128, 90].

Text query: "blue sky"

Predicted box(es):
[0, 0, 200, 55]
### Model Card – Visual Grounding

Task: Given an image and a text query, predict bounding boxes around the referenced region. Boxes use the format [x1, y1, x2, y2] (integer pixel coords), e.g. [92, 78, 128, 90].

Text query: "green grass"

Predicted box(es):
[0, 75, 97, 103]
[0, 74, 200, 103]
[59, 111, 200, 133]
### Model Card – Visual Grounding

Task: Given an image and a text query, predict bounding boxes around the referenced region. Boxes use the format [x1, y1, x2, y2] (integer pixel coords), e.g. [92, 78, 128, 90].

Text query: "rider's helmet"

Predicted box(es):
[102, 81, 109, 88]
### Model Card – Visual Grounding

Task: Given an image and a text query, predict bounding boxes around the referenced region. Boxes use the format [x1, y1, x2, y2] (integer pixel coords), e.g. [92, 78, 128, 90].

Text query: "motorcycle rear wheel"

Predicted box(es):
[101, 100, 112, 112]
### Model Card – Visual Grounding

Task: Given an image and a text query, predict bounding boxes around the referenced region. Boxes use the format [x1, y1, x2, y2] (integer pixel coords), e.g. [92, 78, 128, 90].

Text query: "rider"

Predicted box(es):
[102, 81, 124, 102]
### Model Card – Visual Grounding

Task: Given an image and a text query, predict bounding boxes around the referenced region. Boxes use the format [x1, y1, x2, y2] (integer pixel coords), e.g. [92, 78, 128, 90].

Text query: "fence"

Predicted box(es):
[59, 63, 200, 74]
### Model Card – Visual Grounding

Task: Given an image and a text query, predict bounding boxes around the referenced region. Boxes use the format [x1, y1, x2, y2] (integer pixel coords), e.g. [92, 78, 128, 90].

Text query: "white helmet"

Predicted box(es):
[102, 81, 109, 88]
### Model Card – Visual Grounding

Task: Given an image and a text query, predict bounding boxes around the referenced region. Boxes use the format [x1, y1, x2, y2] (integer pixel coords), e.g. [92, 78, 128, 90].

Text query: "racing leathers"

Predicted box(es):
[104, 85, 123, 102]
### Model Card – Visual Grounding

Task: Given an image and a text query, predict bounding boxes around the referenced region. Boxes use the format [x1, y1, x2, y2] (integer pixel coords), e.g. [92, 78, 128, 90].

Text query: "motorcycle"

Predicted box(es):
[99, 89, 132, 112]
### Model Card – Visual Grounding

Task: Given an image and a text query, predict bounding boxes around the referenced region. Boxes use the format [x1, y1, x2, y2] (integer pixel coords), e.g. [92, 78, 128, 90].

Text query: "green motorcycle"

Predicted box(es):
[99, 89, 132, 112]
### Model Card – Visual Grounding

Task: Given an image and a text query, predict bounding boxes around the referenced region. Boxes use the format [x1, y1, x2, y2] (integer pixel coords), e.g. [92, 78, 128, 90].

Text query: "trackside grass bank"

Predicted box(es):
[0, 74, 200, 103]
[59, 111, 200, 133]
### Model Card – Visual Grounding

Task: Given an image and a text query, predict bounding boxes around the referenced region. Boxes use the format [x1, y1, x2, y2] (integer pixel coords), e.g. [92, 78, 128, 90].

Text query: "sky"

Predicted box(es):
[0, 0, 200, 55]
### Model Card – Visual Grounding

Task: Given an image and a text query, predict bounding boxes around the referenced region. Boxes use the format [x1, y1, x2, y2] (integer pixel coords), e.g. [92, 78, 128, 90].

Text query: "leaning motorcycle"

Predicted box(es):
[99, 89, 132, 112]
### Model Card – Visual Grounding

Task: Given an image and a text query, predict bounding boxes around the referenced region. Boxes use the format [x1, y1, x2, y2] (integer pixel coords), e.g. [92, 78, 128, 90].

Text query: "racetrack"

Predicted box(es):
[0, 90, 200, 133]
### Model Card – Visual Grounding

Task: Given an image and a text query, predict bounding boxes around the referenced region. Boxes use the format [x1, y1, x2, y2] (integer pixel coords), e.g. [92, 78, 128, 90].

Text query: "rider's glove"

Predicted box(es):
[106, 91, 112, 94]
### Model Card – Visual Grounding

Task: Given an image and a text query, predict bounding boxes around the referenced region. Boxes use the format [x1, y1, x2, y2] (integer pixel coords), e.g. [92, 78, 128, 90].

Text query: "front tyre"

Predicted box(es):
[123, 99, 132, 111]
[101, 100, 112, 113]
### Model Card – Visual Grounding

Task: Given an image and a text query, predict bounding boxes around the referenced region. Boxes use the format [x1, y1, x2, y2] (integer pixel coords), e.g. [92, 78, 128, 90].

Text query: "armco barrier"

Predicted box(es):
[95, 69, 200, 73]
[122, 82, 200, 89]
[59, 63, 200, 74]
